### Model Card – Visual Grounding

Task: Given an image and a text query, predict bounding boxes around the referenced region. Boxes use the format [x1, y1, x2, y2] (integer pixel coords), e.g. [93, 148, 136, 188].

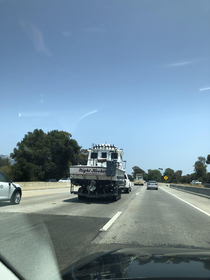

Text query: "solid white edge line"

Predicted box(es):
[161, 187, 210, 217]
[100, 211, 122, 231]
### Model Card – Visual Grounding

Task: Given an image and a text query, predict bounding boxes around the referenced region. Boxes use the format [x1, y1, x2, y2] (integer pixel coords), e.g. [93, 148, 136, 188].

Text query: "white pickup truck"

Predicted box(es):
[190, 180, 202, 186]
[120, 174, 132, 193]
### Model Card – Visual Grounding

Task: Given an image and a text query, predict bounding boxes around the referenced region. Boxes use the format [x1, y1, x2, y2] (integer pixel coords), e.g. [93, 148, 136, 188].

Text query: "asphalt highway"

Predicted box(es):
[0, 184, 210, 279]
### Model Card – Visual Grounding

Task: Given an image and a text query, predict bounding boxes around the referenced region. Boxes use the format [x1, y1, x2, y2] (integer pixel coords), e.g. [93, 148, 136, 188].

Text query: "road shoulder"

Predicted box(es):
[160, 186, 210, 216]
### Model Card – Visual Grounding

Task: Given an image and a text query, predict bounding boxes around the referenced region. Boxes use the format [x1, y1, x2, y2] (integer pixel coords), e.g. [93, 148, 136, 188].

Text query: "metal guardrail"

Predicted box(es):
[170, 184, 210, 198]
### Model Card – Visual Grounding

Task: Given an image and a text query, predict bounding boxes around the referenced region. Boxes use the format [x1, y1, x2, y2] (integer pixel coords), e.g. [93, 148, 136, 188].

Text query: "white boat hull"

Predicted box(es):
[70, 165, 125, 181]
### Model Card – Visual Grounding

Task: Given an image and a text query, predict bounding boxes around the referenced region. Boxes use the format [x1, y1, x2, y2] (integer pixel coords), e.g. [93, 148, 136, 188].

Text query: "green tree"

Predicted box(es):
[206, 173, 210, 183]
[0, 157, 11, 167]
[173, 170, 182, 183]
[10, 129, 80, 181]
[180, 174, 192, 184]
[47, 130, 80, 178]
[206, 154, 210, 164]
[206, 154, 210, 183]
[148, 169, 162, 182]
[77, 149, 88, 165]
[0, 165, 11, 179]
[193, 156, 207, 181]
[0, 157, 11, 179]
[163, 168, 175, 183]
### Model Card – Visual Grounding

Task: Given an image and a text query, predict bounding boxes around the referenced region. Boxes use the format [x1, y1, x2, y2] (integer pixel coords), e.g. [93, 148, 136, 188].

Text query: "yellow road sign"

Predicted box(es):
[164, 176, 168, 180]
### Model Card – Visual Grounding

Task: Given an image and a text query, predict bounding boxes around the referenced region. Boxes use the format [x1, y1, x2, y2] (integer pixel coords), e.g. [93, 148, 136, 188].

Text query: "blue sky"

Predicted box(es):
[0, 0, 210, 175]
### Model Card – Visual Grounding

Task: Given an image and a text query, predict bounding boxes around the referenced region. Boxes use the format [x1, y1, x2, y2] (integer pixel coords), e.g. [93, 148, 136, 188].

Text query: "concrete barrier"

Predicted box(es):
[170, 184, 210, 198]
[14, 181, 71, 191]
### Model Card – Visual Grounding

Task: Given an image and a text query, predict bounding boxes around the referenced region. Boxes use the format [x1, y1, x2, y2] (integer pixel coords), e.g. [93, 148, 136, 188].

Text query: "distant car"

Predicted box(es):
[190, 180, 202, 185]
[0, 172, 22, 204]
[147, 180, 158, 190]
[46, 179, 57, 182]
[59, 178, 71, 182]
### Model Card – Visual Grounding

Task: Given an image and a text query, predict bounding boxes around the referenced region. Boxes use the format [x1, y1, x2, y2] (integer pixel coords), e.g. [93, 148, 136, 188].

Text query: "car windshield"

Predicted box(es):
[0, 0, 210, 279]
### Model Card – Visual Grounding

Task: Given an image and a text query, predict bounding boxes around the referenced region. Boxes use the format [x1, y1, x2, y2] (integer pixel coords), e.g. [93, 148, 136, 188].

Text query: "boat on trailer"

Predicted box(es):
[70, 144, 126, 200]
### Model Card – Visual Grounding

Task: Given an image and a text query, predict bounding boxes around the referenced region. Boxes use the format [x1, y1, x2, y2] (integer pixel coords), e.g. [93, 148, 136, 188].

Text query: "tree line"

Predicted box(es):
[0, 129, 88, 181]
[0, 128, 209, 183]
[130, 156, 210, 184]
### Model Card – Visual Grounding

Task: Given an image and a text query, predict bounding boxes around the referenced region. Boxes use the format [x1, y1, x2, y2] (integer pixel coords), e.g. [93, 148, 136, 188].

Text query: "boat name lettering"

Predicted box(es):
[79, 168, 106, 174]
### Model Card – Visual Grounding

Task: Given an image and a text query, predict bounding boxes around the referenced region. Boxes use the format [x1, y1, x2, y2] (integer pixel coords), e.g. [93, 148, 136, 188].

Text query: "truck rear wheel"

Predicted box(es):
[78, 193, 84, 200]
[113, 189, 121, 201]
[78, 187, 84, 200]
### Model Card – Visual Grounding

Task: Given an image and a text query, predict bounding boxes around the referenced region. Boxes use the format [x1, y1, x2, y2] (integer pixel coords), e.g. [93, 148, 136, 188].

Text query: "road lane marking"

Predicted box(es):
[161, 187, 210, 217]
[100, 211, 122, 231]
[136, 192, 139, 195]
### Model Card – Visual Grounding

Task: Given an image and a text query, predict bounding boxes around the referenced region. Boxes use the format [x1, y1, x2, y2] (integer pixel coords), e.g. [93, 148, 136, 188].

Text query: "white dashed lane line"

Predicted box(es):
[100, 211, 122, 231]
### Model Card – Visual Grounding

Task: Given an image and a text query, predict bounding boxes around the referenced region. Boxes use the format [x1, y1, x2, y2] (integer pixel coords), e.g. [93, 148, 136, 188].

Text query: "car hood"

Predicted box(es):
[62, 247, 210, 279]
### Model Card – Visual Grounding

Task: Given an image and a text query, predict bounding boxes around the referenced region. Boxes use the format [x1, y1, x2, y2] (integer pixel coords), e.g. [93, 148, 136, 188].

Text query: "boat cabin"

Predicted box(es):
[87, 144, 124, 169]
